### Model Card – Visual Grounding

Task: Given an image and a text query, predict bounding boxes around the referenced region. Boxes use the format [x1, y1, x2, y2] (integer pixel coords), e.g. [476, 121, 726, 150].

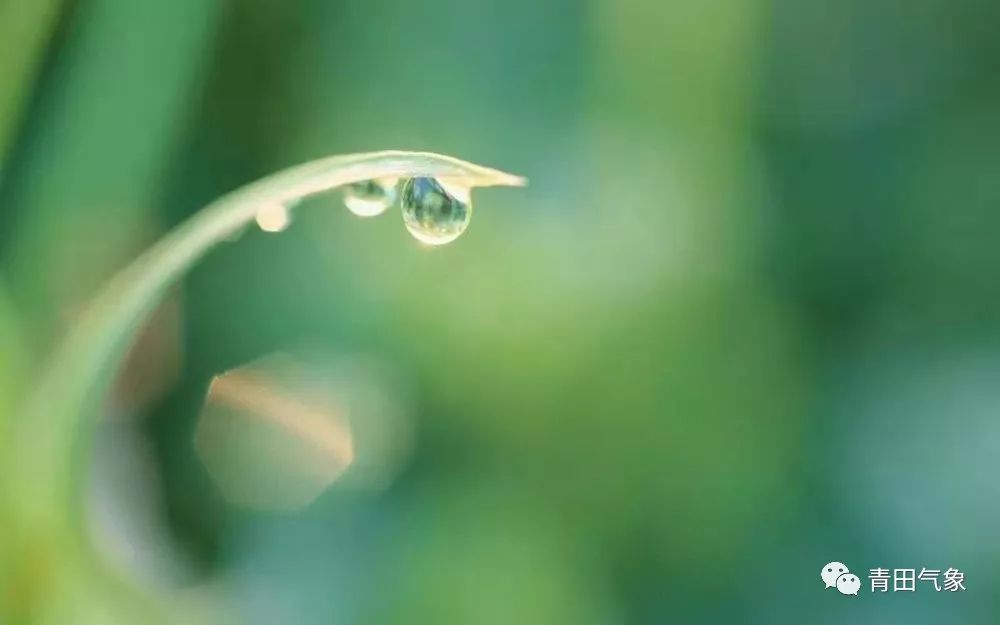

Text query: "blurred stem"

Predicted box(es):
[3, 150, 523, 620]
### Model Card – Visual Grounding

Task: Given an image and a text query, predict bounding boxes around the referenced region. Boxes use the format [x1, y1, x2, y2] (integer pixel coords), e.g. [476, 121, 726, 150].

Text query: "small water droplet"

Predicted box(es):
[256, 201, 292, 233]
[344, 178, 397, 217]
[400, 177, 472, 246]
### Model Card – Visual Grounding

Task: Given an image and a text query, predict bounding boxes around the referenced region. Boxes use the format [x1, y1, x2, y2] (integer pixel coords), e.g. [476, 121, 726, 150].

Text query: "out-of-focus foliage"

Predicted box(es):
[1, 0, 999, 623]
[0, 0, 62, 173]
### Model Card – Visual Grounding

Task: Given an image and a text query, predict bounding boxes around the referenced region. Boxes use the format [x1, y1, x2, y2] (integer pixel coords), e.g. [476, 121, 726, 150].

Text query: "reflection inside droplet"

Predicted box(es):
[400, 177, 472, 245]
[256, 201, 292, 233]
[344, 178, 398, 217]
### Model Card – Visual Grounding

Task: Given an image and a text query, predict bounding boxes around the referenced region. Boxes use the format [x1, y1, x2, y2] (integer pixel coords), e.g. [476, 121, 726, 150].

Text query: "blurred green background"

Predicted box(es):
[1, 0, 999, 623]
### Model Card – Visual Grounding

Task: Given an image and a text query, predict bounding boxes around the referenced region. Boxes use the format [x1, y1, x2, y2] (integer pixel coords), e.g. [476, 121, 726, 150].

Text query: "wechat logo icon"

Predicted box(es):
[822, 561, 859, 596]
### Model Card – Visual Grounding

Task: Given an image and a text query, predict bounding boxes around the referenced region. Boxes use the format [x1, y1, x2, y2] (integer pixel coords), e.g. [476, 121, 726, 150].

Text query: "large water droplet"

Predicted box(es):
[400, 177, 472, 246]
[344, 178, 397, 217]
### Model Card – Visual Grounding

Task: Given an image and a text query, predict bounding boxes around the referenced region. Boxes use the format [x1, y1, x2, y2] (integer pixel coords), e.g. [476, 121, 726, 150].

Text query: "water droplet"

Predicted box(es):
[344, 178, 397, 217]
[256, 201, 292, 232]
[400, 177, 472, 245]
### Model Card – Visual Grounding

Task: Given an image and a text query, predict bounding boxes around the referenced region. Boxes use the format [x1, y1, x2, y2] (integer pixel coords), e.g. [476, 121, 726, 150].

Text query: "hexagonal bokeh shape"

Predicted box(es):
[195, 353, 413, 511]
[194, 354, 353, 511]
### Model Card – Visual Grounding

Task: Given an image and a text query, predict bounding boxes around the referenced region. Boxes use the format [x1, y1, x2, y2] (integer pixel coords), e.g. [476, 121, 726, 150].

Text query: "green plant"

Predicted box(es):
[1, 151, 525, 623]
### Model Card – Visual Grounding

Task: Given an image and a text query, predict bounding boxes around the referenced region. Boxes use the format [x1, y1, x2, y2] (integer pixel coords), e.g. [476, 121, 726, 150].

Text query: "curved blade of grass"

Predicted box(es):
[8, 150, 525, 527]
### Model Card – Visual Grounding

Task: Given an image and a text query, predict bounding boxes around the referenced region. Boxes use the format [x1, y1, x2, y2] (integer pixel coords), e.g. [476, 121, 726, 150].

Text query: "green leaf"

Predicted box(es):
[6, 150, 525, 529]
